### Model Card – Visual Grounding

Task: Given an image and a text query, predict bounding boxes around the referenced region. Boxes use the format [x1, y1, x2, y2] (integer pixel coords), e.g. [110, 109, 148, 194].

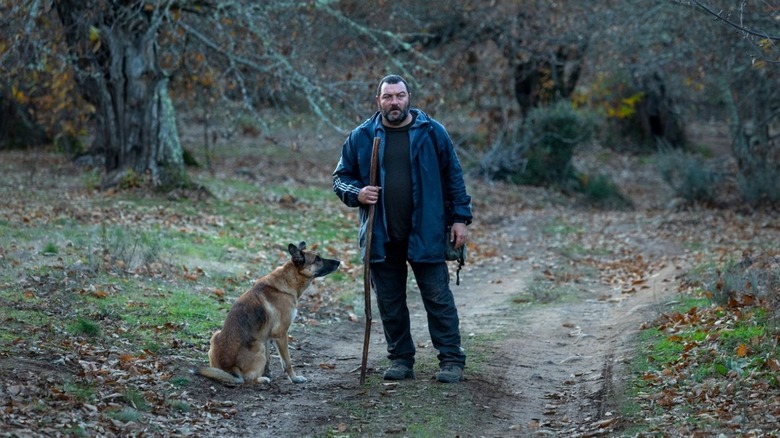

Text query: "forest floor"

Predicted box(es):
[2, 121, 779, 437]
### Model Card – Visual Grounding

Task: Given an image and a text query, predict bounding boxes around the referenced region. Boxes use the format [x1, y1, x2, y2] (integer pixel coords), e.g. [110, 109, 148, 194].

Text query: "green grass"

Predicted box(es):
[0, 158, 366, 436]
[61, 382, 98, 403]
[461, 331, 506, 375]
[42, 241, 58, 255]
[68, 317, 102, 337]
[167, 399, 191, 413]
[541, 217, 583, 237]
[0, 307, 53, 350]
[106, 407, 141, 423]
[123, 388, 150, 411]
[0, 159, 360, 369]
[516, 268, 590, 304]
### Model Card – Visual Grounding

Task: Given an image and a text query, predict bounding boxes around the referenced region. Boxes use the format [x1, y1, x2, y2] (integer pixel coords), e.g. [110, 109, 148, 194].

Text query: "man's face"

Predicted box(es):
[376, 82, 410, 126]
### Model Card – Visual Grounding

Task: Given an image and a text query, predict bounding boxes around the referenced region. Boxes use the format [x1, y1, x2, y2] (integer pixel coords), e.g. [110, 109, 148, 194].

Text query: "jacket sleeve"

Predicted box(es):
[435, 123, 473, 225]
[332, 131, 364, 208]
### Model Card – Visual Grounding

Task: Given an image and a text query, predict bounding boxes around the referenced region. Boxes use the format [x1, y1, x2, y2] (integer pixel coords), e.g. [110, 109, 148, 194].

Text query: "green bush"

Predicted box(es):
[657, 148, 721, 205]
[479, 101, 595, 186]
[577, 173, 633, 210]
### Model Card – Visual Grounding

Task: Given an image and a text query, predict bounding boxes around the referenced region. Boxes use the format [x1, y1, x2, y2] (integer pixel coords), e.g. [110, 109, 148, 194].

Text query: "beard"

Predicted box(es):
[382, 103, 410, 126]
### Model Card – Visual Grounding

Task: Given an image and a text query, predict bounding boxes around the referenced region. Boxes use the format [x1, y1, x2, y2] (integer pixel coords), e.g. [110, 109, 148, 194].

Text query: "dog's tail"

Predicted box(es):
[193, 367, 245, 387]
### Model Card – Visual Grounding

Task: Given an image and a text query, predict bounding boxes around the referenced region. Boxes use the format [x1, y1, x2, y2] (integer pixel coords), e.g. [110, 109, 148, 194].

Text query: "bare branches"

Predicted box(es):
[688, 0, 779, 39]
[674, 0, 780, 64]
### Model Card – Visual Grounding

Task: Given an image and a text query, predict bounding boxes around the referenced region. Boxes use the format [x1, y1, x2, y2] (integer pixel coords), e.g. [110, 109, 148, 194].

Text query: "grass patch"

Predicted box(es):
[167, 399, 191, 413]
[123, 388, 150, 411]
[42, 242, 59, 255]
[0, 154, 361, 388]
[0, 307, 54, 350]
[462, 331, 506, 374]
[60, 425, 89, 437]
[106, 407, 141, 423]
[322, 292, 520, 438]
[540, 218, 583, 237]
[61, 382, 98, 403]
[68, 317, 102, 337]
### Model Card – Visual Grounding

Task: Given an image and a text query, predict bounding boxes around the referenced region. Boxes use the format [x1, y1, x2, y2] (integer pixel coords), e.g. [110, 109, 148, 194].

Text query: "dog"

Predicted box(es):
[196, 242, 340, 386]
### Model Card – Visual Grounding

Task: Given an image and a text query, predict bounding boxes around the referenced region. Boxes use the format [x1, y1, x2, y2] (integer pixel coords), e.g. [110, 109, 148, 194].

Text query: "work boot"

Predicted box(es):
[383, 361, 415, 380]
[435, 364, 463, 383]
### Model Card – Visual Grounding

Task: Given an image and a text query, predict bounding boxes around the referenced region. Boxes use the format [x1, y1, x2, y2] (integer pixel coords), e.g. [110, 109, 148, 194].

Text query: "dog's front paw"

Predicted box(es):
[254, 376, 271, 384]
[290, 375, 307, 383]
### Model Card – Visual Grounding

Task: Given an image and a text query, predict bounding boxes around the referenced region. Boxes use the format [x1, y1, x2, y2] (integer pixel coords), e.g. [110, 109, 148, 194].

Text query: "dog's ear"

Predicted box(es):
[288, 243, 305, 266]
[298, 241, 307, 251]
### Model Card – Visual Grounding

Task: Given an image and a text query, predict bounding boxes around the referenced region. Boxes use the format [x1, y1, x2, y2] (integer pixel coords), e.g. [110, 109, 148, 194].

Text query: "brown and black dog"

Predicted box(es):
[196, 242, 340, 386]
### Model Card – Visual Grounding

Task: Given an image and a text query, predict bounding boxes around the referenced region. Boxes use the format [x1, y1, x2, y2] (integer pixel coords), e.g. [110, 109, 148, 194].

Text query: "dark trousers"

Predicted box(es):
[370, 241, 465, 368]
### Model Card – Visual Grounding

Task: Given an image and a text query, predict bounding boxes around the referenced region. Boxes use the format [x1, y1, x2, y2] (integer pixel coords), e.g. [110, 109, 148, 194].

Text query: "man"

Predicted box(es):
[332, 74, 473, 383]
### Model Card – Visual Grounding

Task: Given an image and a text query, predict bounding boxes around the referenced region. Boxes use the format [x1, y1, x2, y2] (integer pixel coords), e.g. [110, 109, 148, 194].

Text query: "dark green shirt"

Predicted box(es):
[383, 122, 413, 242]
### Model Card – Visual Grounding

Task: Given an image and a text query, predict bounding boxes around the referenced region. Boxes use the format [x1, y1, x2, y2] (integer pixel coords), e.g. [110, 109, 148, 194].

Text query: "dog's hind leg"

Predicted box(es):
[274, 336, 306, 383]
[241, 342, 271, 384]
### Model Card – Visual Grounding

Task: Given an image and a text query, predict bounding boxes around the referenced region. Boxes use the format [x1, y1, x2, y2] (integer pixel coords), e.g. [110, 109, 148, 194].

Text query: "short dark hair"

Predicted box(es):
[376, 75, 410, 97]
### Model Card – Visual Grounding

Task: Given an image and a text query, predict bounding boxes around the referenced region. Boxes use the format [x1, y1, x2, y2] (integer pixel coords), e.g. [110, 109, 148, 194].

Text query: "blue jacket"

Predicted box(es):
[333, 109, 473, 263]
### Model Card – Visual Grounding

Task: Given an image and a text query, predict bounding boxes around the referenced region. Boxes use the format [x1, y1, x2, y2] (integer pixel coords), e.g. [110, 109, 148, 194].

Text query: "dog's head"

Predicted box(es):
[288, 242, 340, 278]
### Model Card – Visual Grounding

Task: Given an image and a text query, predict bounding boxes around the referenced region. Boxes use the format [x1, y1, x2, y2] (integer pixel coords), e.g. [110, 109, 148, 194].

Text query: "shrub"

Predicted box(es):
[479, 101, 595, 186]
[576, 173, 633, 210]
[738, 166, 780, 206]
[657, 148, 721, 205]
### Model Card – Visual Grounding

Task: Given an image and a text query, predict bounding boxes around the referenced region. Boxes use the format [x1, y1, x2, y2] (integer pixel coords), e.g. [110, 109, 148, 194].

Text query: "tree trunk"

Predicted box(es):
[55, 1, 186, 190]
[95, 30, 185, 190]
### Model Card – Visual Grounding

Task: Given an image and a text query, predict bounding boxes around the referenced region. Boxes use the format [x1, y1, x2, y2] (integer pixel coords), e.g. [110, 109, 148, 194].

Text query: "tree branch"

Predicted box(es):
[686, 0, 779, 40]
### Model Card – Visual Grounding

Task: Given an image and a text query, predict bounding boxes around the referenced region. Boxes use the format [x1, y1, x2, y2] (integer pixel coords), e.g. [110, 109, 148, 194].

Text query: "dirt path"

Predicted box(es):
[460, 256, 680, 436]
[429, 209, 685, 436]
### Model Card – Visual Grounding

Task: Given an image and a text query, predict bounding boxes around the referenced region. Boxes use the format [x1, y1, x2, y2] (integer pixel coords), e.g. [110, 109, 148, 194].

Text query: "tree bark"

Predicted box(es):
[55, 1, 186, 190]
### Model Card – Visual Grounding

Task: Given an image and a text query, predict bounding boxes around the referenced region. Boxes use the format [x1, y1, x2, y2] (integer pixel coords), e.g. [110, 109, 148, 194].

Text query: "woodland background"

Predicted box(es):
[2, 1, 780, 437]
[1, 0, 778, 206]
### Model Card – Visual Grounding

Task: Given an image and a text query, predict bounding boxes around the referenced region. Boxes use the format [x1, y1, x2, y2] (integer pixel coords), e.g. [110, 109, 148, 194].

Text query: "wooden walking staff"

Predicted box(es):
[360, 137, 380, 384]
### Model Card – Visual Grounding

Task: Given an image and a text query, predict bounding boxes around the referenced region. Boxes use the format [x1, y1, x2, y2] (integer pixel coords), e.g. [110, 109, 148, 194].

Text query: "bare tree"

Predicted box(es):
[3, 1, 438, 190]
[53, 1, 188, 189]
